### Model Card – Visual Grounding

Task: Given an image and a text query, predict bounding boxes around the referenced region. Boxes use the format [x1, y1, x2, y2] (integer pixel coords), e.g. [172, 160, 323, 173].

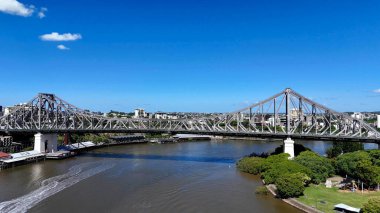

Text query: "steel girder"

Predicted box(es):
[0, 89, 379, 142]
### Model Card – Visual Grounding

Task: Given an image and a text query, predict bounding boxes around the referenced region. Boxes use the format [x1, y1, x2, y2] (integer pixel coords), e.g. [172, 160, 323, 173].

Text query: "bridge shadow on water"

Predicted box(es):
[79, 152, 236, 164]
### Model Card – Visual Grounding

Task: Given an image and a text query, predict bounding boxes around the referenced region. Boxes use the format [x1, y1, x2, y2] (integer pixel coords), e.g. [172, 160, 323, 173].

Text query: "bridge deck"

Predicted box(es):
[1, 89, 380, 143]
[1, 129, 379, 143]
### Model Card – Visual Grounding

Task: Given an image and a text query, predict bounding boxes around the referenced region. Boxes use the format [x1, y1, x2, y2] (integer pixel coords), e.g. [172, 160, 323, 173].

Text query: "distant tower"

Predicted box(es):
[377, 115, 380, 129]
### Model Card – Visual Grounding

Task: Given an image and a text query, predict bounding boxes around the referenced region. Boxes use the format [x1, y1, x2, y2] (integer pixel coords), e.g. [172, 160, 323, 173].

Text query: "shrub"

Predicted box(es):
[295, 151, 335, 184]
[255, 186, 269, 195]
[326, 141, 364, 158]
[275, 173, 306, 198]
[261, 159, 312, 184]
[248, 152, 270, 158]
[236, 157, 265, 175]
[260, 153, 290, 172]
[362, 197, 380, 213]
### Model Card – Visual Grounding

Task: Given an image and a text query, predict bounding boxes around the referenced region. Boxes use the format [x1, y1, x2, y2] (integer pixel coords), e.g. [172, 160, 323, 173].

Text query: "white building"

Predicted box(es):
[154, 112, 167, 119]
[351, 112, 363, 120]
[167, 114, 178, 119]
[0, 136, 13, 147]
[267, 117, 280, 127]
[291, 108, 301, 119]
[4, 103, 29, 116]
[154, 112, 178, 120]
[4, 107, 14, 116]
[134, 108, 146, 118]
[377, 115, 380, 128]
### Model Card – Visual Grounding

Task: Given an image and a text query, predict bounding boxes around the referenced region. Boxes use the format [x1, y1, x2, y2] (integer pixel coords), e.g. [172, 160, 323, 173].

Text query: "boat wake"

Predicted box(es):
[0, 162, 114, 213]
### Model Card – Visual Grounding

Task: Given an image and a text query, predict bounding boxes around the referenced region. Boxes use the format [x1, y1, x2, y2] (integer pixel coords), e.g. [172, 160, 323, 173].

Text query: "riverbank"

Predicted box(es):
[296, 185, 380, 213]
[265, 182, 323, 213]
[0, 139, 148, 170]
[262, 177, 380, 213]
[237, 148, 380, 213]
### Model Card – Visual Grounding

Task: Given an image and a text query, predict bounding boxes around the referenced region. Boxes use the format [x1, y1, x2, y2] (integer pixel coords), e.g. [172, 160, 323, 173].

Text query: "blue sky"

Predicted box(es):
[1, 0, 380, 113]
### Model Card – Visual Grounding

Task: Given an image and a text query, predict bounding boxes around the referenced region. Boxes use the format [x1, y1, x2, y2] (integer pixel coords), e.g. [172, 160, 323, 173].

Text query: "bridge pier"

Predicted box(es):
[34, 133, 58, 153]
[284, 137, 295, 159]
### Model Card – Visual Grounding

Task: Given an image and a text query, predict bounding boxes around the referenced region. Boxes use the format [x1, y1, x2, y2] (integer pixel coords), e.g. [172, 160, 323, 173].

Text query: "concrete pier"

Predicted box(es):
[34, 133, 58, 153]
[284, 137, 295, 159]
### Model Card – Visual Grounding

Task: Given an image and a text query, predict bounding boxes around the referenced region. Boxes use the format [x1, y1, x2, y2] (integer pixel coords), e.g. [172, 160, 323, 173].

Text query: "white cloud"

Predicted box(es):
[57, 44, 69, 50]
[40, 32, 82, 41]
[37, 7, 47, 18]
[373, 89, 380, 93]
[0, 0, 34, 17]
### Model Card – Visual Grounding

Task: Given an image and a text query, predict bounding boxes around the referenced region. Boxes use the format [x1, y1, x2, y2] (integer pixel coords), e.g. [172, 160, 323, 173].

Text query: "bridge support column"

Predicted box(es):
[34, 133, 58, 153]
[284, 137, 295, 159]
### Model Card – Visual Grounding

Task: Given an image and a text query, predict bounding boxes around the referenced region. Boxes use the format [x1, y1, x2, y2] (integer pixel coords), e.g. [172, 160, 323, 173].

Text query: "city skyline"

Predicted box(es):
[1, 0, 380, 113]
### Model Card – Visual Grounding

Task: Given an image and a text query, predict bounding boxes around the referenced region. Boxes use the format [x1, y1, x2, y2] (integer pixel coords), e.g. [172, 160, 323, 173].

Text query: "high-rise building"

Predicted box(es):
[134, 108, 146, 118]
[377, 115, 380, 129]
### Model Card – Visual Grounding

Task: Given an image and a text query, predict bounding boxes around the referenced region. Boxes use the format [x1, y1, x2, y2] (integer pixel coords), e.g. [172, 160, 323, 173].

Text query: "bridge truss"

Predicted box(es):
[0, 89, 379, 142]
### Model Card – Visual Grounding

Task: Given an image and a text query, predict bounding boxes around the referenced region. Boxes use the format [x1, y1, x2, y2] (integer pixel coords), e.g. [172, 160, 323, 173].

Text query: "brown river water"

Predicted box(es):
[1, 139, 373, 213]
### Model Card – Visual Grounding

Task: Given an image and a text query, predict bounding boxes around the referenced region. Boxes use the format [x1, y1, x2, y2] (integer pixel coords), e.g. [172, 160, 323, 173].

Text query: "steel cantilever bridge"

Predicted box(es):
[1, 88, 379, 143]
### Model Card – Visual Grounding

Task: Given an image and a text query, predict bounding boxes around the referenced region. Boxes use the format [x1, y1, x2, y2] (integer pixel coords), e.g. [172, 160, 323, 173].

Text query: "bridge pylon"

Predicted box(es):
[284, 137, 295, 159]
[34, 133, 58, 153]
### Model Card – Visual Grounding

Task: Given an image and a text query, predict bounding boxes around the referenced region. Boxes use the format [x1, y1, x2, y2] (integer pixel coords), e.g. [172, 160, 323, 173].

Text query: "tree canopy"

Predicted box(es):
[362, 197, 380, 213]
[336, 151, 380, 187]
[295, 151, 334, 184]
[260, 153, 312, 184]
[326, 141, 364, 158]
[275, 173, 306, 198]
[236, 157, 264, 175]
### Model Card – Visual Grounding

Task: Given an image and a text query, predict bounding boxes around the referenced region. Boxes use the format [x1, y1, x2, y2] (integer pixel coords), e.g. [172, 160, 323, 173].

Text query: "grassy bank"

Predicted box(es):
[296, 185, 380, 213]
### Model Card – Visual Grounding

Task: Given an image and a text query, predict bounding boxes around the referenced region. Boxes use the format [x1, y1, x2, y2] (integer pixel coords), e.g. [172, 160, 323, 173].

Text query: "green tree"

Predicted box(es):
[295, 151, 335, 184]
[336, 151, 380, 187]
[57, 134, 65, 144]
[362, 197, 380, 213]
[260, 153, 290, 172]
[326, 142, 364, 158]
[366, 166, 380, 187]
[336, 151, 371, 177]
[69, 133, 109, 144]
[261, 158, 312, 184]
[236, 157, 264, 175]
[275, 173, 306, 198]
[367, 150, 380, 166]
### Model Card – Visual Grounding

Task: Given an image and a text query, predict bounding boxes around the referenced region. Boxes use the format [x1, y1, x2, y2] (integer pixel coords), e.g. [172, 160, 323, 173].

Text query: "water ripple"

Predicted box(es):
[81, 152, 236, 164]
[0, 162, 115, 213]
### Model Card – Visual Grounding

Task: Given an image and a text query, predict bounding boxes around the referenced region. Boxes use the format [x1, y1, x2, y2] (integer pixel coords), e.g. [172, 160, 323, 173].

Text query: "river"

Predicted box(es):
[0, 139, 377, 213]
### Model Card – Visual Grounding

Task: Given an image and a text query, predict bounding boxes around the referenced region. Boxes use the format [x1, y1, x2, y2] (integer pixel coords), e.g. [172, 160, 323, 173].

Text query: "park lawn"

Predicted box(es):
[296, 185, 380, 213]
